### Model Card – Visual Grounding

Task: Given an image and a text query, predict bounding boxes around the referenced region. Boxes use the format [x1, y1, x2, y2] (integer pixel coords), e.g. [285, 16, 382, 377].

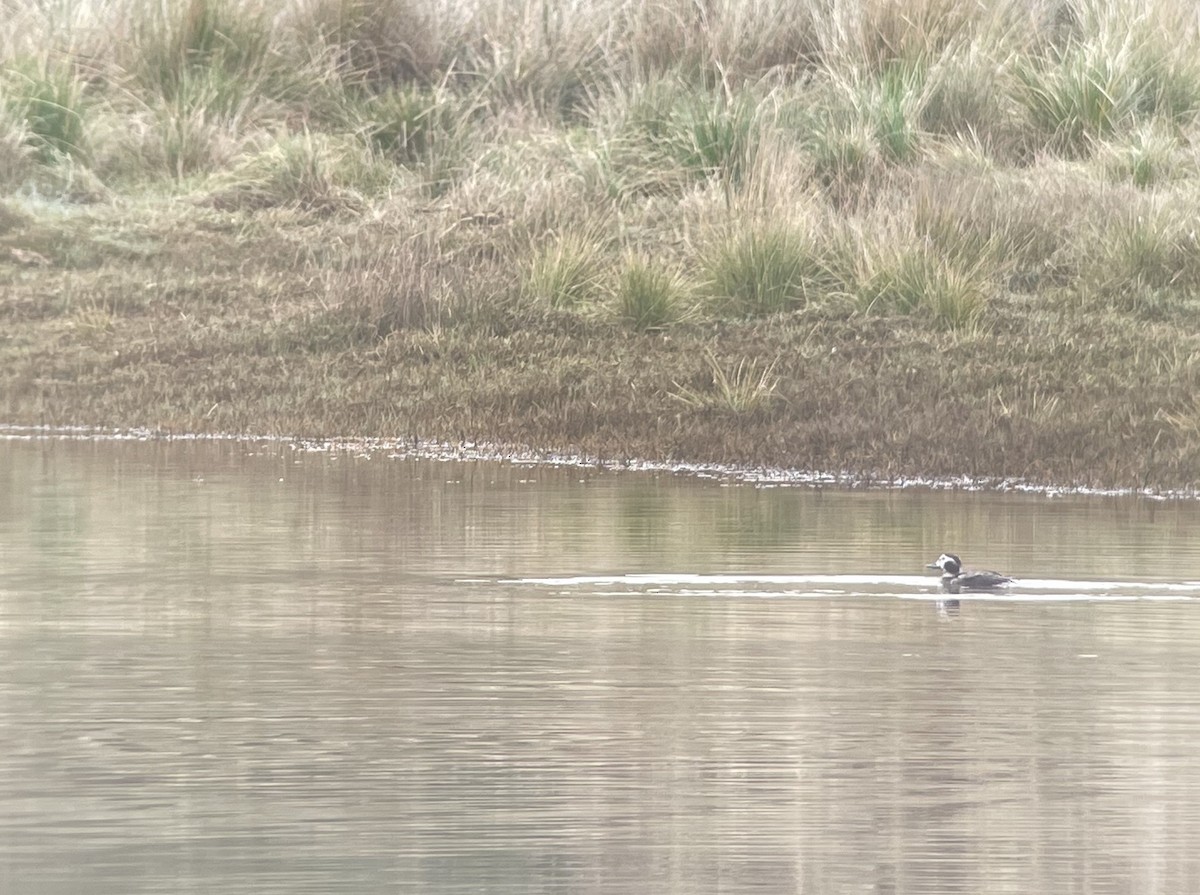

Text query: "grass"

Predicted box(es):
[855, 242, 991, 329]
[702, 221, 833, 316]
[1098, 123, 1186, 187]
[523, 231, 608, 310]
[4, 0, 1200, 490]
[4, 59, 88, 162]
[671, 350, 783, 415]
[616, 256, 683, 332]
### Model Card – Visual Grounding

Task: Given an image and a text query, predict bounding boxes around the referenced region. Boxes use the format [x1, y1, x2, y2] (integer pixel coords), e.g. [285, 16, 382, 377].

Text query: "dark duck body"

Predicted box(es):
[926, 552, 1012, 593]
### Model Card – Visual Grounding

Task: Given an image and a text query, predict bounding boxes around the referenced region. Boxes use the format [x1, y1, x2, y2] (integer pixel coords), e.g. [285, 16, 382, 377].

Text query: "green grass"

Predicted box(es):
[523, 231, 608, 309]
[128, 0, 273, 102]
[703, 222, 833, 316]
[1015, 40, 1141, 155]
[4, 60, 88, 162]
[616, 257, 683, 331]
[856, 244, 991, 329]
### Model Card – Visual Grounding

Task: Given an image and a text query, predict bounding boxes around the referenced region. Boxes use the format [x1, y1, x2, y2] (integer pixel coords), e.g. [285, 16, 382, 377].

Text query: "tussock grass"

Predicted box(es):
[523, 230, 609, 310]
[1087, 199, 1200, 296]
[3, 59, 89, 163]
[702, 221, 834, 316]
[209, 132, 382, 212]
[6, 0, 1200, 488]
[616, 256, 684, 331]
[1015, 18, 1200, 157]
[290, 0, 451, 86]
[126, 0, 274, 102]
[595, 80, 761, 194]
[0, 103, 37, 189]
[856, 241, 992, 329]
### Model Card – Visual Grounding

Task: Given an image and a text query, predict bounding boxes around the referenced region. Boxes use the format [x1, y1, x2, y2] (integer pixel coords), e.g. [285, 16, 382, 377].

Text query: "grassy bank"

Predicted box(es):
[3, 0, 1200, 490]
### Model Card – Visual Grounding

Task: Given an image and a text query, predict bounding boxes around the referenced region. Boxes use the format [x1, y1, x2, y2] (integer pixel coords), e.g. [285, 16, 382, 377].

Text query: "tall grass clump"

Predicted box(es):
[804, 114, 876, 195]
[919, 49, 1012, 150]
[795, 62, 928, 199]
[910, 165, 1109, 290]
[703, 222, 833, 317]
[0, 104, 35, 188]
[616, 256, 683, 331]
[871, 63, 926, 162]
[672, 92, 758, 184]
[612, 0, 822, 82]
[3, 60, 88, 163]
[595, 80, 760, 194]
[828, 0, 985, 75]
[522, 231, 608, 310]
[359, 85, 455, 162]
[1016, 22, 1200, 157]
[128, 0, 274, 101]
[210, 132, 382, 212]
[1015, 39, 1142, 155]
[912, 172, 1029, 269]
[470, 0, 610, 118]
[856, 243, 991, 329]
[289, 0, 449, 86]
[685, 0, 823, 77]
[347, 83, 482, 193]
[101, 0, 282, 180]
[1086, 201, 1200, 295]
[153, 95, 240, 180]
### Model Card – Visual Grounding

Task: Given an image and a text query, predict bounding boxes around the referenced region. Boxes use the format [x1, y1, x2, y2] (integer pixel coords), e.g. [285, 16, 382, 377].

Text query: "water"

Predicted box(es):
[3, 436, 1200, 894]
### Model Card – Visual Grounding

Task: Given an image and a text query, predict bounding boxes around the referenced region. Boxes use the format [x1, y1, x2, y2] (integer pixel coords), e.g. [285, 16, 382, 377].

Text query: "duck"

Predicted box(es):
[926, 552, 1012, 593]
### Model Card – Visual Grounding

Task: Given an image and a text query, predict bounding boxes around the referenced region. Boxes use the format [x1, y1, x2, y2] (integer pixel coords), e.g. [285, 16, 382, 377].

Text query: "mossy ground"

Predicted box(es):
[3, 0, 1200, 490]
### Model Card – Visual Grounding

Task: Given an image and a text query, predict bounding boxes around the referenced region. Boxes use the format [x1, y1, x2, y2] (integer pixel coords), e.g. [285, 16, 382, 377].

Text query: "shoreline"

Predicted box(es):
[5, 2, 1200, 498]
[4, 424, 1196, 502]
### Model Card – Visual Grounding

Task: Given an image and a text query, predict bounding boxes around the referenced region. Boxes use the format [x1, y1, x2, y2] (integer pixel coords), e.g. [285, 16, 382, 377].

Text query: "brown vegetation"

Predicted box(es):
[3, 0, 1200, 489]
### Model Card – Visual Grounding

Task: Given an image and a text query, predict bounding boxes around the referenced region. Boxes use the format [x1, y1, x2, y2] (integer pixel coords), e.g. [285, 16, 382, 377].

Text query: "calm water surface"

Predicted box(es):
[3, 437, 1200, 894]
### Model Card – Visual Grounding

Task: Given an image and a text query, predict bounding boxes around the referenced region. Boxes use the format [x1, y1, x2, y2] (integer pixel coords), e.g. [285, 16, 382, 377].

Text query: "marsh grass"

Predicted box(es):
[671, 92, 759, 184]
[292, 0, 449, 85]
[128, 0, 273, 102]
[1089, 201, 1200, 295]
[1015, 23, 1200, 157]
[324, 226, 449, 336]
[1015, 40, 1139, 155]
[671, 350, 783, 414]
[523, 231, 609, 310]
[1098, 124, 1186, 187]
[702, 221, 834, 316]
[4, 60, 88, 163]
[6, 0, 1200, 488]
[856, 242, 991, 329]
[359, 85, 454, 162]
[597, 80, 760, 193]
[209, 132, 381, 211]
[616, 256, 684, 331]
[0, 104, 36, 188]
[872, 64, 926, 162]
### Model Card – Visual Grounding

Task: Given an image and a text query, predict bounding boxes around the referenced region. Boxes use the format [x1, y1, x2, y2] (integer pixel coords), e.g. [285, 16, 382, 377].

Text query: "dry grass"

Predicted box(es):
[3, 0, 1200, 489]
